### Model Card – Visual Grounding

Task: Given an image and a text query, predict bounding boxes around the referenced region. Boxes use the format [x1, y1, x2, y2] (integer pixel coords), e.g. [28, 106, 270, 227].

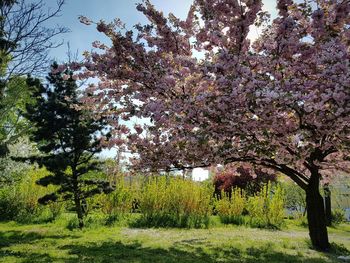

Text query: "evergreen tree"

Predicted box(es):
[26, 63, 113, 228]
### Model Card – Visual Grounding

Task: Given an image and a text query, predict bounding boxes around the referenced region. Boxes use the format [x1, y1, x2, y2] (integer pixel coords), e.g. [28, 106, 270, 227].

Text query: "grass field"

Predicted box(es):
[0, 217, 349, 263]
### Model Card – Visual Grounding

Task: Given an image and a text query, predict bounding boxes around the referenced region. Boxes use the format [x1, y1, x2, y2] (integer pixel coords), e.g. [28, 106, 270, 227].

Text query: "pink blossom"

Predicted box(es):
[78, 2, 350, 247]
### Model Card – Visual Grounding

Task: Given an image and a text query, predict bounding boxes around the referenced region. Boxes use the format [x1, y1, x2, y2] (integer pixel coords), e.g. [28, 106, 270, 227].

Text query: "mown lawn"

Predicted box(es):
[0, 218, 349, 263]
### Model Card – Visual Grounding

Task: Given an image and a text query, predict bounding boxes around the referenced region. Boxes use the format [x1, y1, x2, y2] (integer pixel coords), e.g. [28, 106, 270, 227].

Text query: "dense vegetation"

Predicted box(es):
[0, 165, 347, 230]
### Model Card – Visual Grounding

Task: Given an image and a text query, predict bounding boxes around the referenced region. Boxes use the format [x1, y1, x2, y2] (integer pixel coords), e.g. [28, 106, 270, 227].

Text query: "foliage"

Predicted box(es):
[215, 188, 245, 225]
[213, 183, 286, 228]
[330, 174, 350, 211]
[0, 166, 63, 222]
[331, 209, 346, 225]
[246, 183, 285, 229]
[294, 213, 308, 228]
[0, 0, 66, 160]
[135, 176, 212, 228]
[0, 137, 37, 186]
[213, 164, 277, 197]
[0, 77, 35, 158]
[281, 180, 306, 215]
[96, 175, 136, 224]
[0, 185, 22, 220]
[24, 63, 113, 228]
[0, 157, 26, 186]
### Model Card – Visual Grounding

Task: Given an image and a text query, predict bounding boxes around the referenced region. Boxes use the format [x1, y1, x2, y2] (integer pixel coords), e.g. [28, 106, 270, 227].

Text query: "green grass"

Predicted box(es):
[0, 217, 349, 262]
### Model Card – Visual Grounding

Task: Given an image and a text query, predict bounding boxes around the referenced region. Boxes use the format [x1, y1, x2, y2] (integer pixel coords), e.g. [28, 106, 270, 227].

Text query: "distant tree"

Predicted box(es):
[25, 63, 113, 228]
[282, 180, 306, 215]
[0, 137, 36, 186]
[0, 0, 67, 157]
[213, 164, 277, 198]
[0, 77, 33, 157]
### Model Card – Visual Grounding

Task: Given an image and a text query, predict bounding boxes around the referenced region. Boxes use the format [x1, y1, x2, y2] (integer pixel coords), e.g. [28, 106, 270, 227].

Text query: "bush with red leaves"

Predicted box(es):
[213, 164, 277, 198]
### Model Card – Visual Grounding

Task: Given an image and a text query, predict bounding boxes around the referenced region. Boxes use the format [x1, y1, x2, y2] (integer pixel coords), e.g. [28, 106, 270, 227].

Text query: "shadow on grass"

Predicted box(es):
[0, 230, 78, 248]
[57, 241, 343, 263]
[0, 230, 79, 262]
[0, 230, 347, 263]
[0, 250, 54, 263]
[330, 242, 350, 255]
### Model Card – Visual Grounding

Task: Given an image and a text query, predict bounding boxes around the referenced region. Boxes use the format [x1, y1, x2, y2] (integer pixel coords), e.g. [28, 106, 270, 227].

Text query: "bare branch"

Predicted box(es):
[0, 0, 69, 77]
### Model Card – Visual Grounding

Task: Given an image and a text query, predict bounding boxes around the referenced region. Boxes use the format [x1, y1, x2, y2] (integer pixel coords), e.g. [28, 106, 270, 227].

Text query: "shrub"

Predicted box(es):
[0, 166, 63, 222]
[215, 188, 245, 224]
[268, 184, 285, 227]
[291, 212, 308, 227]
[213, 164, 277, 198]
[0, 185, 22, 220]
[63, 213, 107, 230]
[246, 183, 285, 229]
[96, 175, 136, 224]
[66, 216, 79, 230]
[135, 176, 212, 228]
[332, 209, 345, 225]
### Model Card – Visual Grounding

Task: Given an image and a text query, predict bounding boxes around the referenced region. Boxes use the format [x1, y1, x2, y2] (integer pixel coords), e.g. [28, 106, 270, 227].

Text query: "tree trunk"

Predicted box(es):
[72, 167, 84, 229]
[305, 170, 330, 251]
[323, 184, 332, 226]
[74, 194, 84, 229]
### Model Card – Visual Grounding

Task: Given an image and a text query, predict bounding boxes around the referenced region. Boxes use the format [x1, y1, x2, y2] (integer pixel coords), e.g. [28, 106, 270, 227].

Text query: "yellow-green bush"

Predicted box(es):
[246, 183, 285, 229]
[96, 176, 136, 223]
[0, 167, 286, 230]
[0, 166, 63, 222]
[215, 188, 245, 224]
[136, 176, 212, 228]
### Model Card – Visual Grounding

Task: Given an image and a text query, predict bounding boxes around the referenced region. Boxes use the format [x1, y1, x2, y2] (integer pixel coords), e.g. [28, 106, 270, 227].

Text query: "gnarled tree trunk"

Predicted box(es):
[305, 170, 330, 251]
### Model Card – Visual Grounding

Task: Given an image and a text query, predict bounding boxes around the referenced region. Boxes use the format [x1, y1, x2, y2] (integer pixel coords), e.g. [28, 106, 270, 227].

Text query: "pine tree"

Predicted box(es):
[26, 63, 113, 228]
